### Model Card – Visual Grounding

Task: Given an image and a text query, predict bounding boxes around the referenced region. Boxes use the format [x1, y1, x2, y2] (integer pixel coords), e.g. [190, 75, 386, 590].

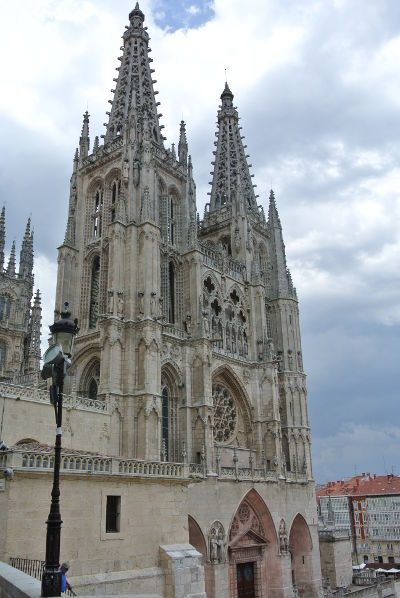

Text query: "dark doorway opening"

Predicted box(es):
[237, 562, 255, 598]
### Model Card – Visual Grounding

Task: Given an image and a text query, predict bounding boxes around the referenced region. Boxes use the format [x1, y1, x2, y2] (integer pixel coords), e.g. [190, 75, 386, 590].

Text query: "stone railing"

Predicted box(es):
[162, 325, 187, 340]
[2, 449, 188, 480]
[0, 381, 110, 414]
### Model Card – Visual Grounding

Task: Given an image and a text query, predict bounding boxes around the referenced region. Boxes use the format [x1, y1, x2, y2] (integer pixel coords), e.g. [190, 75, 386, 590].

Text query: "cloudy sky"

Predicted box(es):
[1, 0, 399, 483]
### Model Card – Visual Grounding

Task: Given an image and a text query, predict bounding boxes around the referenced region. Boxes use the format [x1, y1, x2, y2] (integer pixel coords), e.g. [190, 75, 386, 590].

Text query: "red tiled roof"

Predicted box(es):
[317, 474, 400, 498]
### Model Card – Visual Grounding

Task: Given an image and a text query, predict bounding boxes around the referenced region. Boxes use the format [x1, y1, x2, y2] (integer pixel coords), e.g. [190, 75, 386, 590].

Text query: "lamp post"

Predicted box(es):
[41, 302, 78, 597]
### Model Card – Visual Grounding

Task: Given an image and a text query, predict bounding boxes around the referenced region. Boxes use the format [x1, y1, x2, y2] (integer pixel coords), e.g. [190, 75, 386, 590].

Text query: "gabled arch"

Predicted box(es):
[211, 364, 252, 434]
[227, 489, 281, 598]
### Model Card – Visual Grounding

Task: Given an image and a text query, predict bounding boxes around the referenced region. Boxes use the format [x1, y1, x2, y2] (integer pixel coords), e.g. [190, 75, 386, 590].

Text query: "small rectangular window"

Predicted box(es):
[106, 495, 121, 533]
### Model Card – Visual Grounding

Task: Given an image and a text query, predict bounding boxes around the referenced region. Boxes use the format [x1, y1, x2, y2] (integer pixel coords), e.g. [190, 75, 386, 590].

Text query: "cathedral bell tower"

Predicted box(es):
[55, 2, 196, 460]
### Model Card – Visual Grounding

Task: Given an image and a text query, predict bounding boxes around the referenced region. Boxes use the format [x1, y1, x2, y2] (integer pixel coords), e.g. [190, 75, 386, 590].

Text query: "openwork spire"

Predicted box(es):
[0, 206, 5, 271]
[19, 218, 34, 280]
[26, 289, 42, 371]
[104, 3, 165, 147]
[208, 84, 257, 214]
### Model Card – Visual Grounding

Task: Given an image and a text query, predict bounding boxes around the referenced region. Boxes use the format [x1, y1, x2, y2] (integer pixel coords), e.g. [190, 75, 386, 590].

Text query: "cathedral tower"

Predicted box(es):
[0, 209, 41, 378]
[54, 4, 321, 595]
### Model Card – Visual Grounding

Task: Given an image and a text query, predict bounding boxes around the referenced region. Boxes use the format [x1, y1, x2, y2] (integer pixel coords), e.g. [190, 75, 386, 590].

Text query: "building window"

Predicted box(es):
[364, 555, 368, 563]
[161, 386, 169, 458]
[378, 556, 383, 564]
[106, 495, 121, 533]
[0, 340, 6, 368]
[168, 261, 175, 323]
[389, 556, 395, 564]
[168, 197, 175, 245]
[0, 296, 11, 321]
[89, 256, 100, 328]
[93, 190, 103, 238]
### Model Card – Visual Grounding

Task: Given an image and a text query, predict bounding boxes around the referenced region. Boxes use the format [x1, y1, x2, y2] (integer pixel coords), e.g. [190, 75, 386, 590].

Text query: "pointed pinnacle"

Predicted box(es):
[7, 240, 16, 275]
[221, 81, 233, 99]
[268, 189, 281, 228]
[81, 111, 90, 137]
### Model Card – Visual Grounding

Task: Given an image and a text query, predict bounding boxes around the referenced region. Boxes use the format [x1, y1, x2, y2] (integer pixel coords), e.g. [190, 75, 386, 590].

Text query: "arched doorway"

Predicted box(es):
[228, 489, 280, 598]
[188, 516, 214, 598]
[289, 514, 314, 595]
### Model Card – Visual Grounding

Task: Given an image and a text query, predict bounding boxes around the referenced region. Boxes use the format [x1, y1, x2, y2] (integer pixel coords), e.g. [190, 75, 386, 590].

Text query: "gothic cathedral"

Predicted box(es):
[51, 3, 320, 596]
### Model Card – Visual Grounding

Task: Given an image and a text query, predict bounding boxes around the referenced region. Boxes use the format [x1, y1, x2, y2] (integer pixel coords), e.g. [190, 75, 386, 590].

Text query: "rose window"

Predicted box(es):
[213, 384, 237, 443]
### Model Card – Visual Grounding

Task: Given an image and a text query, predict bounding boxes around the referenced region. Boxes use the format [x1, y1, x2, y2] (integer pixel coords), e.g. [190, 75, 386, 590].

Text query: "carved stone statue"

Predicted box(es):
[209, 522, 225, 563]
[184, 314, 192, 335]
[210, 529, 218, 563]
[279, 519, 288, 554]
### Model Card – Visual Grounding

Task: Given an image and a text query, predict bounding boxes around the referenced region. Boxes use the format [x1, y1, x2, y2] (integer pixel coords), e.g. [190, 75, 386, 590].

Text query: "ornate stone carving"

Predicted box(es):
[209, 521, 225, 563]
[279, 519, 288, 554]
[212, 384, 237, 443]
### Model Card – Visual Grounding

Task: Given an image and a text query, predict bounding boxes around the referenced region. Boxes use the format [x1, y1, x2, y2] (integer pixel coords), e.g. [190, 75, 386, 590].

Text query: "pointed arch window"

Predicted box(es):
[161, 369, 180, 462]
[111, 182, 117, 222]
[168, 261, 175, 323]
[89, 256, 100, 328]
[0, 296, 11, 321]
[93, 189, 103, 238]
[79, 358, 100, 400]
[168, 196, 175, 245]
[0, 340, 6, 369]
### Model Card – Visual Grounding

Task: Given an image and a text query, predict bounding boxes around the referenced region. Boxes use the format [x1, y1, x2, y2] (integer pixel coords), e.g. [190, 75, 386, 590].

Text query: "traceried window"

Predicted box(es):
[168, 261, 175, 323]
[80, 358, 100, 400]
[0, 340, 6, 369]
[212, 384, 237, 444]
[0, 296, 11, 321]
[168, 196, 175, 245]
[93, 189, 103, 238]
[161, 369, 179, 461]
[89, 256, 100, 328]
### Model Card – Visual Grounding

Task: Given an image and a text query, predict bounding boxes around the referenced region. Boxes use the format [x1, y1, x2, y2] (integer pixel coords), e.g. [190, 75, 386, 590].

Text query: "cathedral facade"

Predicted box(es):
[0, 208, 41, 380]
[0, 4, 322, 597]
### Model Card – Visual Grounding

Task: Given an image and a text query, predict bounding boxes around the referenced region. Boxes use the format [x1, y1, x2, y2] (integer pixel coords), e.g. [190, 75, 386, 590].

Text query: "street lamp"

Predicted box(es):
[41, 302, 78, 597]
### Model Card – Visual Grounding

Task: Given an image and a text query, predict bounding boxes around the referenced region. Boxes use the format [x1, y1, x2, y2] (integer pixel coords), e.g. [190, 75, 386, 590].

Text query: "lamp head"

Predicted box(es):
[49, 302, 79, 357]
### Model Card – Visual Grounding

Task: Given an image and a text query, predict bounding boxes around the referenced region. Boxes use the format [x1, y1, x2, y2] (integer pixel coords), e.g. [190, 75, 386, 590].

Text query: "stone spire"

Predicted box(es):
[26, 289, 42, 372]
[79, 111, 90, 158]
[6, 240, 16, 276]
[178, 120, 188, 166]
[64, 149, 78, 247]
[19, 218, 34, 280]
[267, 190, 295, 299]
[208, 84, 257, 213]
[104, 3, 165, 147]
[0, 206, 5, 271]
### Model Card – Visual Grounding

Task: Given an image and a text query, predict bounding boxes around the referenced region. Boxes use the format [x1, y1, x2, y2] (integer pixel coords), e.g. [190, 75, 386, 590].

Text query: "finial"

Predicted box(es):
[129, 2, 145, 25]
[220, 81, 233, 100]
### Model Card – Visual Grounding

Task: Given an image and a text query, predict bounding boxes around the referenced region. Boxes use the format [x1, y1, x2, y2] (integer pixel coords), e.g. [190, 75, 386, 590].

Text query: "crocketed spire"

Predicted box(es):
[208, 84, 257, 214]
[104, 3, 165, 147]
[19, 218, 34, 280]
[0, 206, 5, 271]
[79, 111, 90, 158]
[6, 240, 16, 276]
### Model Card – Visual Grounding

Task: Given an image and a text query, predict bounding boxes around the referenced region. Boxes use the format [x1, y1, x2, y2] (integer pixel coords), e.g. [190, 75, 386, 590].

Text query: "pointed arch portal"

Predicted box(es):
[228, 489, 280, 598]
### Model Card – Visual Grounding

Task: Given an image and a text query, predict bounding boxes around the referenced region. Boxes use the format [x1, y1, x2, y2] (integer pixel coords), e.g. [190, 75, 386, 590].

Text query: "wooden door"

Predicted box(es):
[237, 562, 255, 598]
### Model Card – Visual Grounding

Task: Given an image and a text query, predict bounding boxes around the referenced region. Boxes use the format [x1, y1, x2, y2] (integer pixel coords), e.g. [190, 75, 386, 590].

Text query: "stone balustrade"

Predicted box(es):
[0, 381, 110, 413]
[1, 449, 188, 481]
